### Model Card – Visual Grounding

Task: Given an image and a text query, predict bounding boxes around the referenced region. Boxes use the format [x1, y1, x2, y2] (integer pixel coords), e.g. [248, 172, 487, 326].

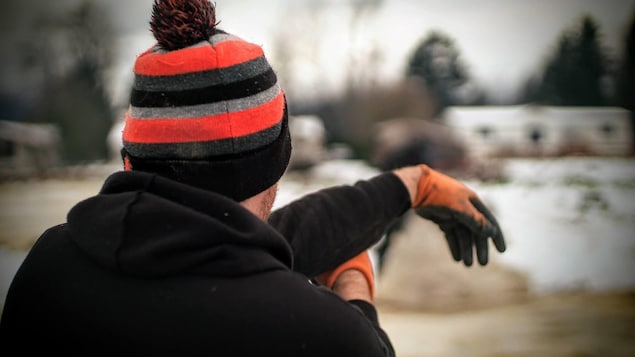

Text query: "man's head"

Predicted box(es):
[121, 0, 291, 202]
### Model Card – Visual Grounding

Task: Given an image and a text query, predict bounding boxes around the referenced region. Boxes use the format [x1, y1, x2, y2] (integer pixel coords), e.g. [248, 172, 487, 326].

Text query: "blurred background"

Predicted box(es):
[1, 0, 635, 355]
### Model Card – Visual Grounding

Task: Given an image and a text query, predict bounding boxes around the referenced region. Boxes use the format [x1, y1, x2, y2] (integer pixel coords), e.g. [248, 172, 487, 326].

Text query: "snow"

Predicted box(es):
[473, 158, 635, 293]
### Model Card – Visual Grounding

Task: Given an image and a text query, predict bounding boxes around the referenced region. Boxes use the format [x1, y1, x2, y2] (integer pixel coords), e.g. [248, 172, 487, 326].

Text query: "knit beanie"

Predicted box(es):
[122, 0, 291, 202]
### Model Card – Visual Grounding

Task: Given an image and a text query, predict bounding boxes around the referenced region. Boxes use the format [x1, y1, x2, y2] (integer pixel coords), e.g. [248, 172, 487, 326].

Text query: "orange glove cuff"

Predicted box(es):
[412, 164, 438, 207]
[317, 251, 375, 299]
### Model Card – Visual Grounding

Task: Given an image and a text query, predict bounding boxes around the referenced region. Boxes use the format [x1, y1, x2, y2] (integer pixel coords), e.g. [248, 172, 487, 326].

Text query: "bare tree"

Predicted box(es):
[406, 31, 471, 116]
[15, 0, 117, 164]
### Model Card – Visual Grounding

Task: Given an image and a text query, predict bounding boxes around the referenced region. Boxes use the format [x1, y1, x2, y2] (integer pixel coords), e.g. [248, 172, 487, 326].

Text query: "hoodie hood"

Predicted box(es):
[67, 171, 293, 277]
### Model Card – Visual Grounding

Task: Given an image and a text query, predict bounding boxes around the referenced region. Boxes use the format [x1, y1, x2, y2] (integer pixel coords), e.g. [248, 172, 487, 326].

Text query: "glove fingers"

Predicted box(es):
[420, 206, 483, 238]
[425, 212, 479, 266]
[457, 228, 474, 267]
[469, 196, 499, 226]
[469, 197, 507, 253]
[492, 230, 506, 253]
[417, 204, 503, 265]
[475, 235, 489, 266]
[443, 227, 462, 262]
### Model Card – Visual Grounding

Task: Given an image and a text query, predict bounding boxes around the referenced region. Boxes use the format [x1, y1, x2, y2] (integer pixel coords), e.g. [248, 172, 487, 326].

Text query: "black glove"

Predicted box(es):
[412, 165, 506, 266]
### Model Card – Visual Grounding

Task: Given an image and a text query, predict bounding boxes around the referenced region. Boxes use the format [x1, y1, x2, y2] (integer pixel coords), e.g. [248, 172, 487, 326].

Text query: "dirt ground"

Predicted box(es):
[378, 292, 635, 357]
[1, 173, 635, 356]
[372, 214, 635, 356]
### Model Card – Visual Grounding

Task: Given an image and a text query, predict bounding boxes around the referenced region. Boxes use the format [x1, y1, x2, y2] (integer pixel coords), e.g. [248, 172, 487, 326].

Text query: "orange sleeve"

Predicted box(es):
[316, 251, 375, 300]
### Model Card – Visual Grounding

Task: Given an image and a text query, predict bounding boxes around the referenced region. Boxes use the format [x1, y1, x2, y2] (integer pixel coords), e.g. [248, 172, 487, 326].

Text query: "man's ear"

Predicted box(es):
[121, 148, 132, 171]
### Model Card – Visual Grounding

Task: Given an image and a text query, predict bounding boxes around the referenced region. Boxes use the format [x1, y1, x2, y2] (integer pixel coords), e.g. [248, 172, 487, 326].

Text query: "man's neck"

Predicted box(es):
[240, 183, 278, 221]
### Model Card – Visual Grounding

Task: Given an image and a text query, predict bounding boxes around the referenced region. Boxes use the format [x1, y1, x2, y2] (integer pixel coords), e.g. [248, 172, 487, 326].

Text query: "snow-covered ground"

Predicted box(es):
[1, 157, 634, 308]
[476, 158, 635, 293]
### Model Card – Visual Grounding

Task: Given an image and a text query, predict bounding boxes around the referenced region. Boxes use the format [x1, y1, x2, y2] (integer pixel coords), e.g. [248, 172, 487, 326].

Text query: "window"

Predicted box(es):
[477, 126, 492, 139]
[599, 122, 614, 139]
[528, 127, 543, 144]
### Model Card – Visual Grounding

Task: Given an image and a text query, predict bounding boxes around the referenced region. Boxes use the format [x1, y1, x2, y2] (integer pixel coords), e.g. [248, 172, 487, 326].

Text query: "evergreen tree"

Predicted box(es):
[16, 0, 116, 164]
[616, 9, 635, 111]
[616, 9, 635, 153]
[524, 15, 611, 106]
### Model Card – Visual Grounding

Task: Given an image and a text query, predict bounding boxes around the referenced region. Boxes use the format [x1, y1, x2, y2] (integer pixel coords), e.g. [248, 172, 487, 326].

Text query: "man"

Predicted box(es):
[0, 1, 505, 355]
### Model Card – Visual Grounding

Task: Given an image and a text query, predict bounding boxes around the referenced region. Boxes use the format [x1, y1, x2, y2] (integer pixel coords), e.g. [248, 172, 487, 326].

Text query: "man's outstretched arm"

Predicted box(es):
[270, 164, 506, 276]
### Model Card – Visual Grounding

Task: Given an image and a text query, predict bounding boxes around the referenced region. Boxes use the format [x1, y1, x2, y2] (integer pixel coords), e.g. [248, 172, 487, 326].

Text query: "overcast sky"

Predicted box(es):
[102, 0, 635, 105]
[34, 0, 633, 105]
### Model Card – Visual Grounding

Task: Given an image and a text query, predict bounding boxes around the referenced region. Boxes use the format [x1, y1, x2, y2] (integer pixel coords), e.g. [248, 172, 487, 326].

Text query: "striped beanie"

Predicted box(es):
[122, 0, 291, 201]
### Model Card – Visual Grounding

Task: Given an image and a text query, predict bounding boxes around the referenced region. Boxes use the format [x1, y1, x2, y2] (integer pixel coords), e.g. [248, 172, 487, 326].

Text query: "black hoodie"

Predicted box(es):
[0, 170, 410, 356]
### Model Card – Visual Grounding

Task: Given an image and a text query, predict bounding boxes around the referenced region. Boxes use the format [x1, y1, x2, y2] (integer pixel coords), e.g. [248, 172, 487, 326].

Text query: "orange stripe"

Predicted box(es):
[134, 40, 264, 76]
[123, 93, 284, 143]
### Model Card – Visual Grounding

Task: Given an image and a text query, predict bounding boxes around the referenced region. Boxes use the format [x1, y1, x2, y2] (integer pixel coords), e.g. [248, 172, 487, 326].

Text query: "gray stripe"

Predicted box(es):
[129, 84, 281, 119]
[149, 34, 244, 54]
[133, 56, 272, 92]
[208, 32, 243, 46]
[148, 40, 211, 55]
[124, 122, 282, 159]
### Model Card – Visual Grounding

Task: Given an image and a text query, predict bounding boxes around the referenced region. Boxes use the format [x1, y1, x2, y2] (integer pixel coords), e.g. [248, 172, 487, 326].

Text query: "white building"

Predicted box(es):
[287, 115, 329, 171]
[442, 106, 633, 159]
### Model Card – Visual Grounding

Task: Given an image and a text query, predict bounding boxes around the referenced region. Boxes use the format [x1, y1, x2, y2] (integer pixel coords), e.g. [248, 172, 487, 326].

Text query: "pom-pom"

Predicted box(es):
[150, 0, 218, 51]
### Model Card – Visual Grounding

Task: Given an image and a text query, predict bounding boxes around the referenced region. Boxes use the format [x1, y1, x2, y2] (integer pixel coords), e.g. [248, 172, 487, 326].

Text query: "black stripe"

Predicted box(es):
[130, 68, 277, 108]
[133, 57, 273, 92]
